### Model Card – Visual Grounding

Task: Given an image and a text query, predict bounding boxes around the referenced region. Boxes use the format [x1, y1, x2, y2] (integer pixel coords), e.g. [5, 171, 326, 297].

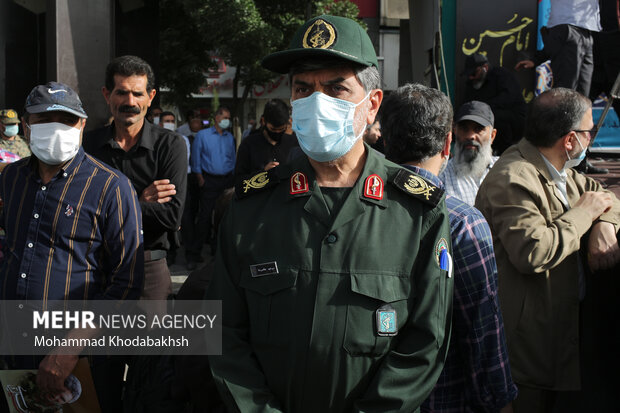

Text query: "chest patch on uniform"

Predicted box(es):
[290, 171, 309, 195]
[363, 174, 384, 200]
[376, 304, 398, 336]
[250, 262, 279, 278]
[436, 238, 449, 267]
[391, 169, 443, 206]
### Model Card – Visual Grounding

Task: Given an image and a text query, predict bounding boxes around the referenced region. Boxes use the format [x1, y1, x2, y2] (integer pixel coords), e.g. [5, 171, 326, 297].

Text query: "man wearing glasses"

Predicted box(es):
[475, 87, 620, 412]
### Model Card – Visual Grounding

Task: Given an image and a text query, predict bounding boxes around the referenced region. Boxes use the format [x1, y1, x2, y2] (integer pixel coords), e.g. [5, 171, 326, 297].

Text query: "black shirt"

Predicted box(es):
[83, 120, 187, 251]
[465, 66, 527, 116]
[234, 129, 299, 179]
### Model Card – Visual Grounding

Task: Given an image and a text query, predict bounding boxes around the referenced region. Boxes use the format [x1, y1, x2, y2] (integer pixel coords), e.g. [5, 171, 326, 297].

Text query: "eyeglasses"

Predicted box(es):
[573, 127, 598, 138]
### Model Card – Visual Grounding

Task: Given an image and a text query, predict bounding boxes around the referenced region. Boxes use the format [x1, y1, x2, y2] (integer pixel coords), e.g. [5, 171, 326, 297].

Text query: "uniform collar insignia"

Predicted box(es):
[290, 171, 309, 195]
[363, 174, 384, 200]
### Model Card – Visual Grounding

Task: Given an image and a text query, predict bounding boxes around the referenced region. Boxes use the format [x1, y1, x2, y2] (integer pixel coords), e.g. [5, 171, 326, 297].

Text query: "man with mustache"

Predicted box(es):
[207, 15, 453, 413]
[440, 101, 498, 206]
[84, 55, 187, 300]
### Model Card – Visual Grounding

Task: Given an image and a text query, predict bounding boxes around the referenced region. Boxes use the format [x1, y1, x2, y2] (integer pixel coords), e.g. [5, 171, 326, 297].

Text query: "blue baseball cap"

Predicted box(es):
[24, 81, 88, 119]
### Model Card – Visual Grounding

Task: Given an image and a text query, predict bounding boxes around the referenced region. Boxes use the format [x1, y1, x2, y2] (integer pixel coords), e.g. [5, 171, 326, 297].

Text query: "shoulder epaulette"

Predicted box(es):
[235, 166, 289, 199]
[390, 168, 444, 207]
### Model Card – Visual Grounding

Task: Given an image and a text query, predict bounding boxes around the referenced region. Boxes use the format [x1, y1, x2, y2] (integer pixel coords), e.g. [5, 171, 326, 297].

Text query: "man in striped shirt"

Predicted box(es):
[440, 101, 499, 206]
[0, 82, 144, 407]
[383, 83, 517, 412]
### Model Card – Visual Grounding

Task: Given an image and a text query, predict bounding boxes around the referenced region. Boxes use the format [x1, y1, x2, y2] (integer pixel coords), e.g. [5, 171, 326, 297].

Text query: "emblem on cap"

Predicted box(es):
[302, 18, 337, 49]
[363, 174, 384, 200]
[376, 304, 398, 337]
[6, 110, 16, 118]
[290, 172, 309, 195]
[243, 172, 269, 193]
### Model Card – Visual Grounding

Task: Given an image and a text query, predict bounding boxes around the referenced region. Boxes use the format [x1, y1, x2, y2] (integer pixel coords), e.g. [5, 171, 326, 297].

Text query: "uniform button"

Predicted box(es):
[27, 243, 33, 248]
[326, 234, 337, 243]
[20, 273, 26, 279]
[63, 173, 68, 177]
[41, 186, 47, 191]
[34, 213, 39, 219]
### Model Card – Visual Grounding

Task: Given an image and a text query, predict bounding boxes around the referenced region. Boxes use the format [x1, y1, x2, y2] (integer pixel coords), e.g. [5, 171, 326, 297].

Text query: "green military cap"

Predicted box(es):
[0, 109, 20, 124]
[262, 14, 378, 74]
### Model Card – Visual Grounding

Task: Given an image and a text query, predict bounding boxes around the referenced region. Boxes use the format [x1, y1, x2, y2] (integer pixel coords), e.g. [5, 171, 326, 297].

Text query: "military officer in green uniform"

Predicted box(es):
[0, 109, 31, 158]
[206, 15, 454, 413]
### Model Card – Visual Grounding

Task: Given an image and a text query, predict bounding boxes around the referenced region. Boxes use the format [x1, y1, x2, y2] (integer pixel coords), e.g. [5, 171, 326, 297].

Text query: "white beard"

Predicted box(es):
[453, 140, 493, 179]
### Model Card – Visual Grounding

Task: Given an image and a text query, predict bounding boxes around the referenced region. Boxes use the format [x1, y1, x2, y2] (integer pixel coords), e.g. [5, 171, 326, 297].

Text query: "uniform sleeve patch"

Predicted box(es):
[391, 169, 444, 206]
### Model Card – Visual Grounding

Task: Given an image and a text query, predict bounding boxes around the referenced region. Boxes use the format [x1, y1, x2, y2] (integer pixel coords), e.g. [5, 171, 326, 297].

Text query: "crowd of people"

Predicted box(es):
[1, 0, 619, 412]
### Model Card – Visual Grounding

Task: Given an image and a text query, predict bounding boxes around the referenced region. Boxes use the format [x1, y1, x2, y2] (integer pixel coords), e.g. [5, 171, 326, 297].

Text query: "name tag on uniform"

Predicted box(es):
[376, 304, 398, 336]
[250, 262, 279, 277]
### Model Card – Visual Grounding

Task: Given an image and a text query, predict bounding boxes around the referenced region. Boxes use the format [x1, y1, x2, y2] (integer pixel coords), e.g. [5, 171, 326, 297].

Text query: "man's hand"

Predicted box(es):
[588, 221, 620, 272]
[264, 161, 280, 171]
[574, 191, 613, 221]
[140, 179, 176, 204]
[196, 173, 205, 188]
[37, 354, 79, 402]
[514, 60, 534, 70]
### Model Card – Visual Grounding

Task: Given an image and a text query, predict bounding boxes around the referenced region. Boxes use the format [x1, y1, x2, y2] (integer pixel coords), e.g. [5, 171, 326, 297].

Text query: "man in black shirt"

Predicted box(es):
[83, 55, 187, 300]
[234, 99, 298, 184]
[464, 53, 527, 155]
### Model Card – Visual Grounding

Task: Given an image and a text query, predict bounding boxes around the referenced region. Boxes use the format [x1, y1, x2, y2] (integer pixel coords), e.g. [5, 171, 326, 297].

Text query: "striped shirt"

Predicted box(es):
[404, 166, 517, 412]
[439, 156, 498, 207]
[0, 148, 144, 303]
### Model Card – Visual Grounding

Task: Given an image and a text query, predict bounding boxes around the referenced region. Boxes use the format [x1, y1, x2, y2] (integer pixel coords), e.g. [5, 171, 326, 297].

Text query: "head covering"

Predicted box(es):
[462, 53, 488, 76]
[262, 15, 378, 74]
[24, 81, 88, 118]
[455, 101, 494, 127]
[0, 109, 20, 124]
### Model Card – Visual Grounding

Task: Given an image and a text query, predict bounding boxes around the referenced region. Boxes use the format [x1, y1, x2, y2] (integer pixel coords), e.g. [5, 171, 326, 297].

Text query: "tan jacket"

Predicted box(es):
[475, 139, 620, 390]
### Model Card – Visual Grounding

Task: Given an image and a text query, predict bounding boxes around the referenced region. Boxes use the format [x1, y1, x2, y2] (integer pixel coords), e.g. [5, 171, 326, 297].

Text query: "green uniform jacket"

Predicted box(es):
[207, 147, 454, 413]
[0, 135, 31, 159]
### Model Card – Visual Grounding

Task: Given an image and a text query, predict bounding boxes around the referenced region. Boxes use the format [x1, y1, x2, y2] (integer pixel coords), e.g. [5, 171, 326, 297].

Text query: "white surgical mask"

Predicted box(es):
[564, 134, 587, 169]
[3, 124, 19, 137]
[218, 119, 230, 129]
[153, 116, 160, 125]
[291, 91, 370, 162]
[162, 122, 176, 131]
[28, 122, 81, 165]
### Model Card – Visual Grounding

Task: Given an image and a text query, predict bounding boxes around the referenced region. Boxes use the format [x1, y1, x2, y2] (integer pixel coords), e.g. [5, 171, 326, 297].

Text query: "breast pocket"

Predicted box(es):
[239, 267, 298, 344]
[343, 272, 411, 357]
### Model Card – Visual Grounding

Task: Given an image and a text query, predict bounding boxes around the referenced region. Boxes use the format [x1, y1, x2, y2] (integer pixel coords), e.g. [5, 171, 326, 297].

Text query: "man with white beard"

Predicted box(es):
[440, 101, 498, 206]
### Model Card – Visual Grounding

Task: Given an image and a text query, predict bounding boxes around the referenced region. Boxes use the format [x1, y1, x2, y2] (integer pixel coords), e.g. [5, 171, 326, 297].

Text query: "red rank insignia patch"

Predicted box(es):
[364, 174, 384, 200]
[290, 171, 309, 195]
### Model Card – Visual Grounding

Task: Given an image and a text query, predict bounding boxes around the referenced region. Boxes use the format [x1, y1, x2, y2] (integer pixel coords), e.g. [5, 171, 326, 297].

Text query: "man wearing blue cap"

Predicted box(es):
[207, 15, 454, 412]
[0, 81, 144, 409]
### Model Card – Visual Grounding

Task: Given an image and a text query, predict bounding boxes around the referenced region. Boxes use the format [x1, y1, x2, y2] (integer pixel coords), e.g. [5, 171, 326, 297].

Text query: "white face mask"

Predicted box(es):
[291, 91, 370, 162]
[564, 134, 587, 169]
[153, 116, 160, 125]
[162, 122, 176, 131]
[28, 122, 81, 165]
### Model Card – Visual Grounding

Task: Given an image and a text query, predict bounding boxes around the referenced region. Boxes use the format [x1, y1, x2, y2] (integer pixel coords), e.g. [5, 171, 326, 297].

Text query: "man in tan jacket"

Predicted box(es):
[475, 87, 620, 413]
